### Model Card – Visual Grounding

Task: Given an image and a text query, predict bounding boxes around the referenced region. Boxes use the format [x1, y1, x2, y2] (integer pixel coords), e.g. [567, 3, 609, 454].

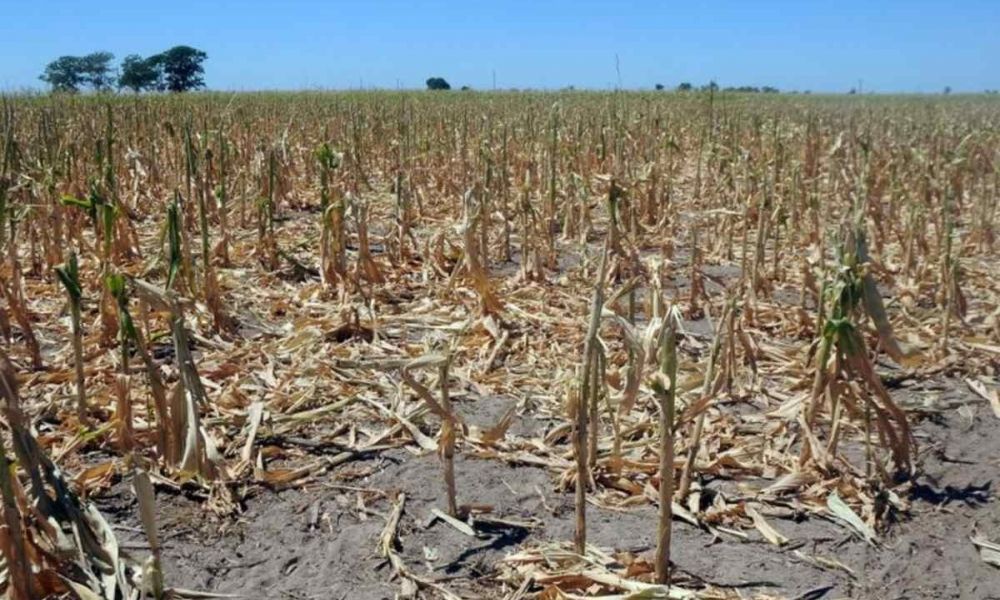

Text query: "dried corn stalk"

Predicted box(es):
[0, 350, 142, 599]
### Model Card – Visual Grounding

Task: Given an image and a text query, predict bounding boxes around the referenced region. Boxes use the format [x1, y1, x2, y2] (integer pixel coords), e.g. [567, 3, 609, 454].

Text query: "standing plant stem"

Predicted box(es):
[216, 127, 231, 266]
[587, 348, 603, 470]
[439, 356, 458, 517]
[654, 312, 678, 585]
[134, 467, 165, 599]
[678, 296, 733, 502]
[400, 355, 461, 518]
[575, 246, 608, 555]
[0, 432, 33, 600]
[55, 252, 88, 424]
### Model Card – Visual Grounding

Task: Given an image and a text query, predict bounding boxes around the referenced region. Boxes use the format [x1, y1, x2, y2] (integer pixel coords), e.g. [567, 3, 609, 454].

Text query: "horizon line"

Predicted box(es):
[3, 86, 998, 96]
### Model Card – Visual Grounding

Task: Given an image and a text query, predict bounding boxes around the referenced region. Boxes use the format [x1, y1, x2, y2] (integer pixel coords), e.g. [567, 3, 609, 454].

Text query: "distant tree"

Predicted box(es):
[943, 86, 952, 95]
[426, 77, 451, 90]
[761, 86, 779, 94]
[80, 51, 116, 90]
[848, 88, 857, 95]
[654, 83, 665, 91]
[40, 56, 86, 92]
[460, 85, 472, 91]
[676, 82, 693, 91]
[155, 45, 208, 92]
[119, 54, 164, 93]
[702, 80, 719, 92]
[40, 52, 115, 92]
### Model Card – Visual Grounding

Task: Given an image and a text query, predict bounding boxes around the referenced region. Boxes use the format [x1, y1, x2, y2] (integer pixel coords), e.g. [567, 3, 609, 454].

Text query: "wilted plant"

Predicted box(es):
[317, 143, 347, 289]
[214, 127, 232, 265]
[438, 356, 458, 516]
[401, 353, 462, 516]
[256, 147, 280, 270]
[458, 187, 502, 315]
[132, 278, 218, 479]
[0, 349, 143, 598]
[134, 466, 166, 599]
[803, 223, 915, 476]
[650, 305, 680, 585]
[0, 271, 43, 370]
[165, 194, 183, 291]
[107, 273, 137, 450]
[54, 251, 88, 423]
[678, 293, 737, 502]
[573, 246, 608, 554]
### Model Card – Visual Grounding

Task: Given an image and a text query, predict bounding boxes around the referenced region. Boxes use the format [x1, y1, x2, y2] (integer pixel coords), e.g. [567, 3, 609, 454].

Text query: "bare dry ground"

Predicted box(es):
[101, 379, 1000, 600]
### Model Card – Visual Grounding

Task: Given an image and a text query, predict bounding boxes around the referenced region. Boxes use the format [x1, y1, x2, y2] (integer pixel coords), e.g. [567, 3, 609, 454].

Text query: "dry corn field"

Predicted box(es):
[1, 91, 999, 599]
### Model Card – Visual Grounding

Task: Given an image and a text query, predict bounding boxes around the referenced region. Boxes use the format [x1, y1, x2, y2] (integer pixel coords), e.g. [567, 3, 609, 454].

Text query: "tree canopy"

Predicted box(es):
[39, 56, 85, 92]
[158, 46, 208, 92]
[80, 52, 116, 90]
[39, 52, 115, 93]
[119, 54, 164, 92]
[40, 46, 207, 93]
[426, 77, 451, 91]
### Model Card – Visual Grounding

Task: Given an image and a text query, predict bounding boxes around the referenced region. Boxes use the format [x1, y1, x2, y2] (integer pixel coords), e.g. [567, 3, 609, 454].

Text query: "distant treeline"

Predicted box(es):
[40, 46, 208, 93]
[657, 81, 780, 93]
[37, 59, 988, 95]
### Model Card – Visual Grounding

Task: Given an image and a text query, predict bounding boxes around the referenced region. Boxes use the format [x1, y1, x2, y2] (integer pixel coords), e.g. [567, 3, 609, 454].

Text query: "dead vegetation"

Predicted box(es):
[0, 91, 999, 598]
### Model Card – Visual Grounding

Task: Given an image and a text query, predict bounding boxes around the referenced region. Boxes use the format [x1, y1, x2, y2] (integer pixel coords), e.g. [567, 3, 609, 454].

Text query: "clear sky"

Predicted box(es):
[1, 0, 998, 93]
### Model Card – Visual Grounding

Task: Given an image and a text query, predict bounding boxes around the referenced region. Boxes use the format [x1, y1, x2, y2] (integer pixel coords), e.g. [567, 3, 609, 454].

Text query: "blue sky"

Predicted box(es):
[1, 0, 997, 92]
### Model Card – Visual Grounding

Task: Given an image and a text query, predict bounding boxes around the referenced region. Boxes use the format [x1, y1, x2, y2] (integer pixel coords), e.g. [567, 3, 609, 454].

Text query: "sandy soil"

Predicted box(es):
[91, 376, 999, 600]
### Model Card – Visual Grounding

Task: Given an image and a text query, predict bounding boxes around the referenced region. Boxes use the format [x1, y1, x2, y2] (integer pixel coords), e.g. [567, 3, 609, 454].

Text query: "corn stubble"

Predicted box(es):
[0, 91, 997, 598]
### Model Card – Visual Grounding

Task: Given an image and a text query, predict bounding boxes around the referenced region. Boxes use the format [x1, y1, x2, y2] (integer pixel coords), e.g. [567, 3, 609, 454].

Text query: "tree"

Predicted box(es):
[40, 56, 86, 92]
[80, 52, 116, 90]
[119, 54, 164, 93]
[426, 77, 451, 91]
[155, 46, 208, 92]
[40, 51, 115, 92]
[702, 80, 719, 92]
[654, 83, 665, 91]
[943, 86, 952, 95]
[676, 82, 692, 92]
